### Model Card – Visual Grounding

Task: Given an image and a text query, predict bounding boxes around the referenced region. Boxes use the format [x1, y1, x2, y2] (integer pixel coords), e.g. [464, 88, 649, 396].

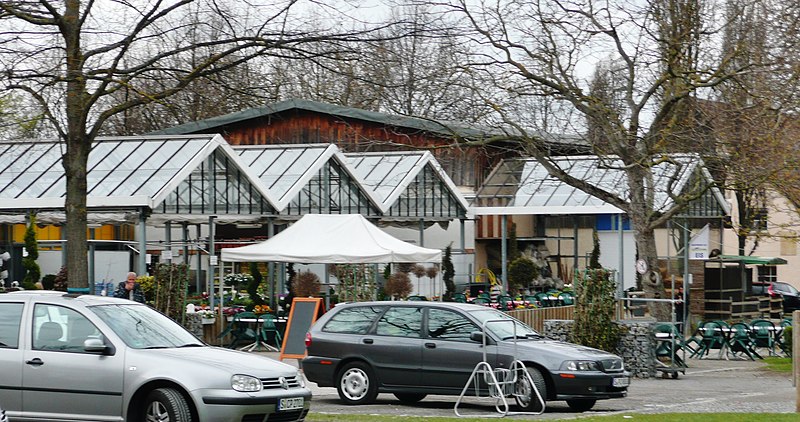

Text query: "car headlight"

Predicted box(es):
[296, 370, 306, 388]
[231, 374, 262, 392]
[561, 360, 600, 371]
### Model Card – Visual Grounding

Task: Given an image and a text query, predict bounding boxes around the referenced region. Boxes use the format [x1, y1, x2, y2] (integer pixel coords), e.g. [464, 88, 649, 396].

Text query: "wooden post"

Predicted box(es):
[794, 310, 799, 412]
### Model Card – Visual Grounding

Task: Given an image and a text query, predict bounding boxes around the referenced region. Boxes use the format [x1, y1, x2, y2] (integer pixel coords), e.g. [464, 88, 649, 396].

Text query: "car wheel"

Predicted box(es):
[514, 367, 546, 412]
[337, 361, 378, 405]
[144, 388, 193, 422]
[394, 393, 427, 404]
[566, 398, 597, 412]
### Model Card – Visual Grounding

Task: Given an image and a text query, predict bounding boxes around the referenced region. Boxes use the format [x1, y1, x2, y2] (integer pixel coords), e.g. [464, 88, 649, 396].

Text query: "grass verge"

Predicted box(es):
[762, 356, 792, 372]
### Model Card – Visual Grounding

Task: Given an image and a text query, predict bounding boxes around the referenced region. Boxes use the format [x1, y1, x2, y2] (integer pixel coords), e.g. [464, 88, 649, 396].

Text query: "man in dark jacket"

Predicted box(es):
[113, 272, 146, 303]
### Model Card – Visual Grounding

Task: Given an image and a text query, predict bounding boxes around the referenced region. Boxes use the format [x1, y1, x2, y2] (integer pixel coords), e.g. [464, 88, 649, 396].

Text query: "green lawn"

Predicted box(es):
[305, 413, 798, 422]
[763, 356, 793, 372]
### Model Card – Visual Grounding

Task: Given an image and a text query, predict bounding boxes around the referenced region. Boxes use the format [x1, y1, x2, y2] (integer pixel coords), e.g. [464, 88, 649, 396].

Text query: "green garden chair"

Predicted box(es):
[750, 319, 776, 356]
[729, 322, 760, 360]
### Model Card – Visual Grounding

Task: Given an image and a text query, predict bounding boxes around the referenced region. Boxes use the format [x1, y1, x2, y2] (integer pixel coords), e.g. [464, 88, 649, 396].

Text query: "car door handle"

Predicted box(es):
[425, 343, 436, 349]
[362, 338, 373, 344]
[26, 358, 44, 366]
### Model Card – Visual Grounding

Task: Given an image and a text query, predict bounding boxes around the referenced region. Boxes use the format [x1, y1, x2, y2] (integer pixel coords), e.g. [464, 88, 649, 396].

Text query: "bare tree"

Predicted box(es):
[0, 0, 397, 289]
[708, 1, 800, 256]
[418, 0, 787, 319]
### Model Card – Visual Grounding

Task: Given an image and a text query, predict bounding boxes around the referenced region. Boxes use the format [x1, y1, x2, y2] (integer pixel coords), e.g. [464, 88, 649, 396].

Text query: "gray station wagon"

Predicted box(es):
[302, 301, 628, 412]
[0, 291, 311, 421]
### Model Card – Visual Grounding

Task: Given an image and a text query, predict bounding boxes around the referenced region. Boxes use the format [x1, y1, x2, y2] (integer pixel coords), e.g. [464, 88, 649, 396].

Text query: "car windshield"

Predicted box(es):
[776, 283, 799, 295]
[468, 308, 539, 339]
[90, 304, 201, 349]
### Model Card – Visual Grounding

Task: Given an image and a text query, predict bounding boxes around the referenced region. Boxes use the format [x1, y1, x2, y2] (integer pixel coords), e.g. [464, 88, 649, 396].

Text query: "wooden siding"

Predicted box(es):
[507, 305, 576, 332]
[209, 109, 507, 189]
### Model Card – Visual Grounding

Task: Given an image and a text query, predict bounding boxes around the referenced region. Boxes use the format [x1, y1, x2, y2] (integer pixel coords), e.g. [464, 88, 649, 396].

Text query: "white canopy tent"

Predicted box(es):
[221, 214, 442, 263]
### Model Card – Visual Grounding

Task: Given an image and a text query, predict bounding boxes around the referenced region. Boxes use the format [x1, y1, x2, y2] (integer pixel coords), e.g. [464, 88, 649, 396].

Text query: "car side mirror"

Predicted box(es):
[84, 338, 115, 355]
[470, 331, 492, 345]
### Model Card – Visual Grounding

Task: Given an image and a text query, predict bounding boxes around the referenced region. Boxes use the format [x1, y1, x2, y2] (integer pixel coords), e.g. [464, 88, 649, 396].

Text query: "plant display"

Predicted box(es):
[136, 275, 156, 302]
[329, 264, 377, 302]
[224, 272, 253, 289]
[572, 268, 621, 353]
[153, 263, 190, 323]
[253, 304, 272, 314]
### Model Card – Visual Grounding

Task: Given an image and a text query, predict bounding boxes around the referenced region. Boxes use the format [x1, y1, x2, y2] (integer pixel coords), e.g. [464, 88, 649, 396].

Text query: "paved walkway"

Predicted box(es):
[254, 350, 798, 418]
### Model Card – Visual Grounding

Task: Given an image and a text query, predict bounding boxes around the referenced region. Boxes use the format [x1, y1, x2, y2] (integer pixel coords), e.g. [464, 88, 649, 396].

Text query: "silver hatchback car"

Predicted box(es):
[0, 291, 311, 421]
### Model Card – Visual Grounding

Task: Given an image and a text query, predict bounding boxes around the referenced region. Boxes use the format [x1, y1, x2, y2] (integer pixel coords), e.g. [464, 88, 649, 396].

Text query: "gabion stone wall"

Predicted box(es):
[183, 313, 203, 338]
[543, 319, 658, 378]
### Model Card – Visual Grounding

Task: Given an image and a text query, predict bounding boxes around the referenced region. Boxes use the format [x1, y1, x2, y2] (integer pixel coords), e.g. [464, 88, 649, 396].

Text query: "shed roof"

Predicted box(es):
[471, 155, 730, 216]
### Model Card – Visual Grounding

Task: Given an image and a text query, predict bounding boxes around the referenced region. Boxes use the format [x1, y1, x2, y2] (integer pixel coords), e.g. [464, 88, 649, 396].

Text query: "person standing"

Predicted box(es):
[113, 272, 146, 303]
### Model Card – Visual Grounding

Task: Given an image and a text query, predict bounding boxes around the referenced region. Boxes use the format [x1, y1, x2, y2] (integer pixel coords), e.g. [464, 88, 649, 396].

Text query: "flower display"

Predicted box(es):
[253, 304, 272, 315]
[223, 272, 253, 287]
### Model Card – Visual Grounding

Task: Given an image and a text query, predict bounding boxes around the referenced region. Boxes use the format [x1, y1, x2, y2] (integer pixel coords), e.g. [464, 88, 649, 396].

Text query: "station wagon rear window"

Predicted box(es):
[322, 306, 385, 334]
[0, 302, 23, 348]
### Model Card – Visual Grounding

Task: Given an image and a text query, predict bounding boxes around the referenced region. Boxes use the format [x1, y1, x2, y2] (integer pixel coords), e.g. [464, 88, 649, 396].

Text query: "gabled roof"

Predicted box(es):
[0, 135, 277, 221]
[472, 154, 730, 216]
[344, 150, 471, 219]
[232, 143, 383, 215]
[150, 98, 495, 140]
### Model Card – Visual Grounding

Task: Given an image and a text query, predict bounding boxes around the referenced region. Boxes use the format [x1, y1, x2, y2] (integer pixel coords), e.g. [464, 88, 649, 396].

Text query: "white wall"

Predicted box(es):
[39, 250, 130, 289]
[598, 231, 637, 290]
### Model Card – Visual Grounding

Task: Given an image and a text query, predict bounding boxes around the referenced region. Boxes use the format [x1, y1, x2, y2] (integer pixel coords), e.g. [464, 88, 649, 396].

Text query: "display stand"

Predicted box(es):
[454, 319, 545, 418]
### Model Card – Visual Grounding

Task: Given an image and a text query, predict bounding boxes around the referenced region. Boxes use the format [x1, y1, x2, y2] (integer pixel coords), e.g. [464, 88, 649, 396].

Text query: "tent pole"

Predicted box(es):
[138, 209, 147, 276]
[501, 215, 508, 294]
[209, 216, 217, 315]
[195, 224, 202, 295]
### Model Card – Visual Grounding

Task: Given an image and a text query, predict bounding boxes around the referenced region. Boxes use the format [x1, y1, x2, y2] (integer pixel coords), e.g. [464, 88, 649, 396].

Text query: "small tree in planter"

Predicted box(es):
[293, 270, 321, 297]
[572, 267, 621, 353]
[508, 256, 539, 294]
[247, 263, 266, 307]
[426, 265, 440, 298]
[442, 245, 455, 301]
[22, 214, 41, 290]
[384, 272, 412, 300]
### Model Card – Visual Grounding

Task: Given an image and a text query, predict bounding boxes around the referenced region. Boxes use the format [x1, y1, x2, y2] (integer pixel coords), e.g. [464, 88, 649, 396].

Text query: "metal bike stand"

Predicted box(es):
[454, 319, 545, 418]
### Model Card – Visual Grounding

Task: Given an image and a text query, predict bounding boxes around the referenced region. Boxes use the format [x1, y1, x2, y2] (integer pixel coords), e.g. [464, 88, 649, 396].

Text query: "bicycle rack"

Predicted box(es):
[454, 319, 545, 418]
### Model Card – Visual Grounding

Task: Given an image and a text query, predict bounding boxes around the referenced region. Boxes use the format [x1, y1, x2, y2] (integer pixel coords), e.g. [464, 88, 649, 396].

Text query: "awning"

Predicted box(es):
[716, 255, 788, 265]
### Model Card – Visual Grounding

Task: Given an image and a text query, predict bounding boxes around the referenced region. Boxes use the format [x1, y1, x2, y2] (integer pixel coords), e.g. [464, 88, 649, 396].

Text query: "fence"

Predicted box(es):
[507, 305, 576, 332]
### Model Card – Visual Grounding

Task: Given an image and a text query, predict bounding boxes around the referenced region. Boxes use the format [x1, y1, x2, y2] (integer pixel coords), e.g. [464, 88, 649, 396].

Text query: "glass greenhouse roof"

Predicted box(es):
[345, 151, 470, 219]
[472, 155, 729, 216]
[0, 135, 276, 218]
[234, 144, 382, 216]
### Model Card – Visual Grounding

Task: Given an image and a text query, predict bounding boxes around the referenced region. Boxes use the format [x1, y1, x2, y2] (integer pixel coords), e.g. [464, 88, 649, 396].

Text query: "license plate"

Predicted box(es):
[612, 377, 630, 387]
[278, 397, 304, 411]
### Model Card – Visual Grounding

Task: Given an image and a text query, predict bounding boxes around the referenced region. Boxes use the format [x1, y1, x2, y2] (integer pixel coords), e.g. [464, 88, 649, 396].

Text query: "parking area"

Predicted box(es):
[258, 351, 796, 419]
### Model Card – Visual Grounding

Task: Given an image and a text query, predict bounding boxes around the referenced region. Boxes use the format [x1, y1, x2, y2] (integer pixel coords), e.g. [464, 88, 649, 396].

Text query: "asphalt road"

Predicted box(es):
[257, 351, 797, 419]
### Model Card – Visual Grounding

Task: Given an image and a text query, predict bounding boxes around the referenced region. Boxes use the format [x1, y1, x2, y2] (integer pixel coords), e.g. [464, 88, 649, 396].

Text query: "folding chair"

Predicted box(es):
[729, 322, 760, 360]
[690, 321, 727, 359]
[226, 311, 258, 349]
[750, 319, 776, 356]
[259, 313, 283, 349]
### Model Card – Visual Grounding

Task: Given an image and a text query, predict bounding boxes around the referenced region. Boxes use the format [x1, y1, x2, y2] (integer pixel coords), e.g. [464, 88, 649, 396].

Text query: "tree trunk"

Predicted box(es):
[63, 0, 90, 289]
[63, 137, 90, 289]
[634, 225, 670, 321]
